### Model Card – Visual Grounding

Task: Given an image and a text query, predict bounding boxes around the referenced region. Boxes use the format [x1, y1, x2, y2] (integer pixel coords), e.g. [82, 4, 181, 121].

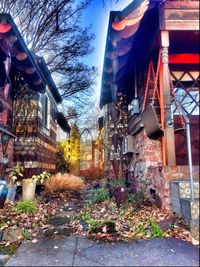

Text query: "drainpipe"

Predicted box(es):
[173, 98, 194, 201]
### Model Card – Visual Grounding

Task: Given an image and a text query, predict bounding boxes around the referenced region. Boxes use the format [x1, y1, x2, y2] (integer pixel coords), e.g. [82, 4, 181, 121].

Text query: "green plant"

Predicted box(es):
[8, 164, 24, 185]
[129, 209, 136, 217]
[109, 178, 127, 190]
[136, 224, 146, 234]
[30, 171, 51, 184]
[22, 229, 32, 240]
[91, 187, 109, 203]
[16, 200, 37, 214]
[169, 224, 175, 230]
[127, 193, 136, 204]
[0, 244, 18, 256]
[87, 219, 100, 230]
[149, 220, 165, 238]
[81, 212, 90, 221]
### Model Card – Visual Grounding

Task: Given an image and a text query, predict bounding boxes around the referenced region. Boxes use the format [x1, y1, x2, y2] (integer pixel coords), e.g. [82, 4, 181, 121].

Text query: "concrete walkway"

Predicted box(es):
[5, 236, 199, 266]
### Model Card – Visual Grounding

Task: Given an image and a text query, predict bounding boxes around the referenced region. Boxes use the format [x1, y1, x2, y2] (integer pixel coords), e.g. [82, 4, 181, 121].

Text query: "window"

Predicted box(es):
[42, 94, 50, 128]
[171, 71, 200, 116]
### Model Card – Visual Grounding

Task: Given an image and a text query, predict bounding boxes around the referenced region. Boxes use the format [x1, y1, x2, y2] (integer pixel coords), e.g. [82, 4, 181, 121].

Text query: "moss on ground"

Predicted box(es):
[0, 243, 19, 256]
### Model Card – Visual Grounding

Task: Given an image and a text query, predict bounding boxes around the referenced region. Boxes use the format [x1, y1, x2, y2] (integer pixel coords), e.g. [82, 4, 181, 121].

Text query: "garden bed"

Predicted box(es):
[0, 183, 195, 251]
[70, 198, 193, 243]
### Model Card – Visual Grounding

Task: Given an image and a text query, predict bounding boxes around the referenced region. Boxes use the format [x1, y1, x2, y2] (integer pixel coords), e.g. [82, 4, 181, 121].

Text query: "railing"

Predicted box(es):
[172, 97, 195, 201]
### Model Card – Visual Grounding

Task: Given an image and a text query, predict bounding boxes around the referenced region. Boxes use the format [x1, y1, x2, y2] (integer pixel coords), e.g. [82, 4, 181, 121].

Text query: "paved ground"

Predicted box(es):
[5, 236, 199, 266]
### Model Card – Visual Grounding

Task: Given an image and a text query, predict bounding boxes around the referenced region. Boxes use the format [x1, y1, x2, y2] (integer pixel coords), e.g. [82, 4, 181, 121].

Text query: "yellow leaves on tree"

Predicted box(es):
[57, 123, 80, 174]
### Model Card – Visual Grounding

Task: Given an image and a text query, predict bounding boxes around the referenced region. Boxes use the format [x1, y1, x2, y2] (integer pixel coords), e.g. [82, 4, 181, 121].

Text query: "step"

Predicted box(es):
[190, 219, 199, 242]
[170, 180, 199, 216]
[180, 198, 199, 224]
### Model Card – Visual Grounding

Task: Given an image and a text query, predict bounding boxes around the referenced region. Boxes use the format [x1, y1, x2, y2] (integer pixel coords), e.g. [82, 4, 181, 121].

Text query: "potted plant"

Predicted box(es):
[22, 171, 50, 201]
[6, 164, 24, 202]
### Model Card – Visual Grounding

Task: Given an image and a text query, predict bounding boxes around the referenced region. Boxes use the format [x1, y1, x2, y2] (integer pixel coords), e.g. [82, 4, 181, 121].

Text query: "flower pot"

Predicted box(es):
[22, 179, 36, 201]
[0, 180, 7, 196]
[0, 180, 8, 208]
[6, 184, 17, 202]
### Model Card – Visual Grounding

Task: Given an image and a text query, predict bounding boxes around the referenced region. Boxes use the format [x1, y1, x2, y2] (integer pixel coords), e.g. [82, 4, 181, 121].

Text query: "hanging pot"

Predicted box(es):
[111, 158, 120, 178]
[0, 180, 8, 208]
[110, 104, 120, 127]
[0, 180, 7, 196]
[141, 103, 163, 140]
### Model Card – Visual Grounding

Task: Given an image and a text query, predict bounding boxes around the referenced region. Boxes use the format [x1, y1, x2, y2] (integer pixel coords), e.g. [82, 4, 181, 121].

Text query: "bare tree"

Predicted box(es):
[0, 0, 96, 103]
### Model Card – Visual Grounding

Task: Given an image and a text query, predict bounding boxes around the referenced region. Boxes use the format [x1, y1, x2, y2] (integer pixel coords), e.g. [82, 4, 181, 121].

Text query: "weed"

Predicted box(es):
[169, 224, 175, 230]
[16, 200, 37, 214]
[0, 244, 18, 255]
[0, 222, 7, 228]
[81, 212, 90, 221]
[87, 219, 100, 230]
[129, 209, 135, 217]
[127, 193, 136, 204]
[35, 195, 42, 202]
[136, 224, 147, 235]
[91, 187, 109, 204]
[22, 229, 32, 240]
[149, 220, 165, 238]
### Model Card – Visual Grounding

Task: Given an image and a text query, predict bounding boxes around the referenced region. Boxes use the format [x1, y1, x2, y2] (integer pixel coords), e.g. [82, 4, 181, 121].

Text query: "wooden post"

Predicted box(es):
[160, 31, 176, 166]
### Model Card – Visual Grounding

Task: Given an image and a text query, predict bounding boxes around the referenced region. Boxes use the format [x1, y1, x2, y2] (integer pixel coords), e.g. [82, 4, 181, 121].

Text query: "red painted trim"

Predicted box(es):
[169, 54, 200, 64]
[0, 22, 11, 33]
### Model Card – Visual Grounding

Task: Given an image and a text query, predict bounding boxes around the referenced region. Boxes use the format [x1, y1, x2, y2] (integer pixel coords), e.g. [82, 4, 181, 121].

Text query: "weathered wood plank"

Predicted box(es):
[160, 7, 199, 30]
[164, 0, 199, 9]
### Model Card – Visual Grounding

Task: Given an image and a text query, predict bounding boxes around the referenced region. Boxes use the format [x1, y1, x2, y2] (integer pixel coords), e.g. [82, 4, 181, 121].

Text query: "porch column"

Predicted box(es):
[160, 31, 176, 166]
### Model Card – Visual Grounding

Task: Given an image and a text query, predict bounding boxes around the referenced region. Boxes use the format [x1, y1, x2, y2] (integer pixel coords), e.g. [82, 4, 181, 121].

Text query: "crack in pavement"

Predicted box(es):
[72, 237, 78, 266]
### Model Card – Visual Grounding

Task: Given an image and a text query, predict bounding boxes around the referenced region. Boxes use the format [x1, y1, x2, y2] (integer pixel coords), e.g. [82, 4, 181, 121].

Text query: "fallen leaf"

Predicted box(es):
[31, 239, 38, 243]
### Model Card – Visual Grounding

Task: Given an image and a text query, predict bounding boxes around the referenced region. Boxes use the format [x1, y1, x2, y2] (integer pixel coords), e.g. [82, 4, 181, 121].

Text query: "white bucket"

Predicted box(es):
[7, 184, 17, 201]
[22, 180, 36, 201]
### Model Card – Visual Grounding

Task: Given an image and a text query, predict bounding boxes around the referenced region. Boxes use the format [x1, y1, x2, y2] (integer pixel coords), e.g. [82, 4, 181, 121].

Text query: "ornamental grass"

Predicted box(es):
[44, 172, 85, 196]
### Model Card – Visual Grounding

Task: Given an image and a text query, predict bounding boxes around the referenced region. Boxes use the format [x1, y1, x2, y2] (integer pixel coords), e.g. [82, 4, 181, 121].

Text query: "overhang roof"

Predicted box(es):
[0, 13, 62, 103]
[0, 13, 47, 92]
[57, 112, 71, 133]
[33, 55, 62, 103]
[100, 0, 160, 108]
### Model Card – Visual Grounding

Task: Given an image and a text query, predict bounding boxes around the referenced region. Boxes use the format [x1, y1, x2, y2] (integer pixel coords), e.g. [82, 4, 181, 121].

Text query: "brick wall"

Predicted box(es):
[126, 128, 171, 209]
[126, 128, 199, 210]
[0, 137, 14, 180]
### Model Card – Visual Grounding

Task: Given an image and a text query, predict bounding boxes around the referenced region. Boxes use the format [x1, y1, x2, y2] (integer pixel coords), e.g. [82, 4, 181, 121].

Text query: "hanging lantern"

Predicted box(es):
[0, 100, 4, 113]
[110, 105, 120, 127]
[4, 83, 10, 100]
[112, 133, 119, 153]
[111, 158, 120, 178]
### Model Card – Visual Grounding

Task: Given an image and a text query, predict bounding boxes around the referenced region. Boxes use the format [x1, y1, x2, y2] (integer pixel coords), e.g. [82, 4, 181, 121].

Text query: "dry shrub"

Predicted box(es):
[44, 172, 85, 196]
[79, 166, 104, 184]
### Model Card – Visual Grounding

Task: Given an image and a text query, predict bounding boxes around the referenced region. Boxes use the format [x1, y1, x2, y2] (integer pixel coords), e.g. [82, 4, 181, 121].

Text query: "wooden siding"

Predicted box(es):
[159, 0, 199, 30]
[13, 75, 58, 177]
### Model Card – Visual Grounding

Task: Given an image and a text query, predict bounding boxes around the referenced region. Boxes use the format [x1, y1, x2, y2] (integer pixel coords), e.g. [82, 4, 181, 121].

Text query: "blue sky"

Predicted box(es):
[81, 0, 133, 102]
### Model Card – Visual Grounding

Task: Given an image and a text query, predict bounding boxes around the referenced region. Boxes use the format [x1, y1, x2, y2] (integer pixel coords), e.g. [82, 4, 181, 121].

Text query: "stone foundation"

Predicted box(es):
[126, 129, 199, 211]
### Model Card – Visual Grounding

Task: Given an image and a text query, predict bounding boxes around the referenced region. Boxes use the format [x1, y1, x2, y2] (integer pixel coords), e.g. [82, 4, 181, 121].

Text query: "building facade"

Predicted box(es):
[100, 0, 199, 210]
[0, 14, 70, 179]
